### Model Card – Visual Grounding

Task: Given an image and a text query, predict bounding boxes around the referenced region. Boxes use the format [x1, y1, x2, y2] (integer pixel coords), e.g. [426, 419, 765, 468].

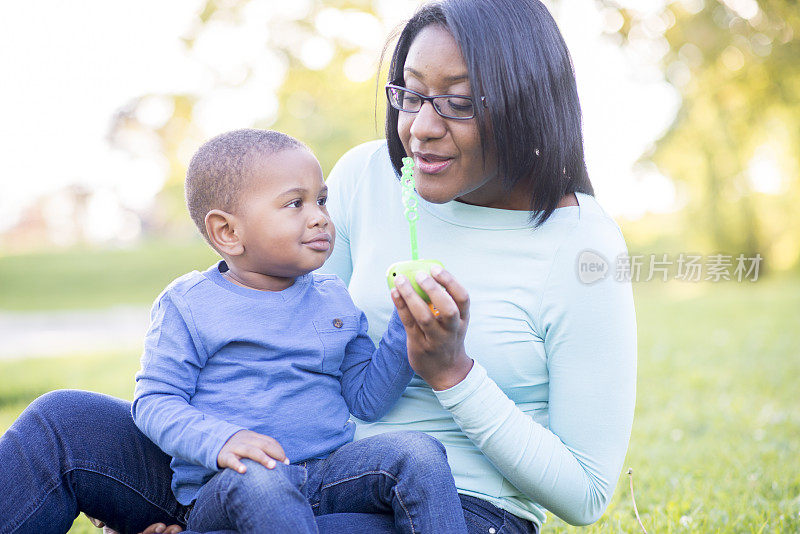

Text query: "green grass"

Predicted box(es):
[549, 278, 800, 533]
[0, 239, 217, 311]
[1, 276, 798, 532]
[0, 352, 142, 534]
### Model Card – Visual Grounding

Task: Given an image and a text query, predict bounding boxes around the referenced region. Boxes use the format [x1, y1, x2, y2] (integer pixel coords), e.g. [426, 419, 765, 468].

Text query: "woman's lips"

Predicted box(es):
[414, 153, 452, 174]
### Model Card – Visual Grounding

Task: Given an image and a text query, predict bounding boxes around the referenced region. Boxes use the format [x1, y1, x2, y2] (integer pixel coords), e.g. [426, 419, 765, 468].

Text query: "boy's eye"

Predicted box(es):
[287, 199, 302, 208]
[318, 196, 327, 206]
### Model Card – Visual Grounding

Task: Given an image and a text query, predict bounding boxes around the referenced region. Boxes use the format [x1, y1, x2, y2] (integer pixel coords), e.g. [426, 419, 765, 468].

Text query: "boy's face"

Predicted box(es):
[233, 148, 335, 280]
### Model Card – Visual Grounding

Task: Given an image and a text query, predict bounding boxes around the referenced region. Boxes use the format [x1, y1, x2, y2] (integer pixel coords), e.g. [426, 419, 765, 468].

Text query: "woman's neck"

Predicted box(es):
[455, 191, 578, 211]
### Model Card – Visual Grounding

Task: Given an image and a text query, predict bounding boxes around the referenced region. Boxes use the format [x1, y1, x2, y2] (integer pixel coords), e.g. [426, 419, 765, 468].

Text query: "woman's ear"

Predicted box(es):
[205, 209, 244, 256]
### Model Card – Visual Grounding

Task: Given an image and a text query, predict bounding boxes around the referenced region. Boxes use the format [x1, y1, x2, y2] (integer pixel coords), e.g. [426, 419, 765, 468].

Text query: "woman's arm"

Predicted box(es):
[394, 220, 636, 526]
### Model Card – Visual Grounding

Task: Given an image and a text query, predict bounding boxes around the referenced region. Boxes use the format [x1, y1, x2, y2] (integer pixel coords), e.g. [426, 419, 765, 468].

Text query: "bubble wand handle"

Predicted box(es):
[401, 157, 419, 261]
[387, 158, 442, 314]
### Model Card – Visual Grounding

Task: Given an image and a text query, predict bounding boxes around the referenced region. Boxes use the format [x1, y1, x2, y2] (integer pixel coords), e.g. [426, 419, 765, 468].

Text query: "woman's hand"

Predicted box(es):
[390, 266, 473, 390]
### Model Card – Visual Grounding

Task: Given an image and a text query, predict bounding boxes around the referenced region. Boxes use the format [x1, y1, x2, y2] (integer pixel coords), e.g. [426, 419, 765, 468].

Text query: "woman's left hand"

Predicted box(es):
[390, 266, 473, 390]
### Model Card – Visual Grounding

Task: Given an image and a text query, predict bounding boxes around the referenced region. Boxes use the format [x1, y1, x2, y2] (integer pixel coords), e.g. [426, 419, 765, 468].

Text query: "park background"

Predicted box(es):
[0, 0, 797, 532]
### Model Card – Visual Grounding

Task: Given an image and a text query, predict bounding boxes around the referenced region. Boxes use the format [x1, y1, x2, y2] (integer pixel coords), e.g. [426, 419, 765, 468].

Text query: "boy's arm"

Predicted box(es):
[339, 308, 414, 422]
[131, 292, 245, 472]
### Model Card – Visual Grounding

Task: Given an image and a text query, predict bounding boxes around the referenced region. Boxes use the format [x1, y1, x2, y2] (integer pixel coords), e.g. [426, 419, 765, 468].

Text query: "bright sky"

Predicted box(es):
[0, 0, 682, 241]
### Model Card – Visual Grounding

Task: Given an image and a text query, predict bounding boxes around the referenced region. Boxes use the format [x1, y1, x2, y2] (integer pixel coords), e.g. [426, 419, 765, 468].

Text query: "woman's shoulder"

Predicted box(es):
[337, 139, 388, 164]
[563, 193, 628, 256]
[542, 193, 628, 305]
[535, 194, 634, 327]
[328, 140, 390, 183]
[536, 193, 629, 290]
[531, 194, 626, 260]
[326, 140, 396, 212]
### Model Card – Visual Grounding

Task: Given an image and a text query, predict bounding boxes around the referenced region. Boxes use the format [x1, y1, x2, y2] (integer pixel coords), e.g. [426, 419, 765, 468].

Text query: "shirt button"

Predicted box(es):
[332, 318, 343, 328]
[488, 528, 496, 534]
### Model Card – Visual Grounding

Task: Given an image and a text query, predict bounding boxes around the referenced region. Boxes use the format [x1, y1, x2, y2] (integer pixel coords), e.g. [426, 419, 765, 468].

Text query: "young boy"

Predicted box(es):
[132, 129, 467, 533]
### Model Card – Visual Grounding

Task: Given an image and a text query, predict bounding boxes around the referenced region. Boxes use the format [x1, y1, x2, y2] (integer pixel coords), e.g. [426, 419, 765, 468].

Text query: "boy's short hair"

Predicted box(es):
[186, 128, 306, 243]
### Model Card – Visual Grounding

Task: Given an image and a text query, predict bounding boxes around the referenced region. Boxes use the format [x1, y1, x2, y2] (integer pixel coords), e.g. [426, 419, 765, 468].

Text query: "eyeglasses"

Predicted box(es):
[385, 84, 486, 120]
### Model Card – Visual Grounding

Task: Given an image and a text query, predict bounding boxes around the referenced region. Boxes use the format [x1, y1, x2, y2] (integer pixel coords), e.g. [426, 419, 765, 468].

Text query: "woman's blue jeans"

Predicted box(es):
[0, 390, 537, 534]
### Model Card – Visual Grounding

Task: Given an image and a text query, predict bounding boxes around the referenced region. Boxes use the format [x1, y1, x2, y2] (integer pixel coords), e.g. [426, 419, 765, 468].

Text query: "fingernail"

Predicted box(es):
[431, 265, 443, 276]
[239, 466, 246, 473]
[415, 272, 430, 285]
[395, 274, 407, 286]
[268, 459, 276, 469]
[156, 527, 164, 533]
[284, 458, 290, 465]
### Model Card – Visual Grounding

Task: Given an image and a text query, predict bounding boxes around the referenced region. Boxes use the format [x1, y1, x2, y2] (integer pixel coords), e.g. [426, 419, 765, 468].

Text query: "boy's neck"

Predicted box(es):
[221, 261, 298, 292]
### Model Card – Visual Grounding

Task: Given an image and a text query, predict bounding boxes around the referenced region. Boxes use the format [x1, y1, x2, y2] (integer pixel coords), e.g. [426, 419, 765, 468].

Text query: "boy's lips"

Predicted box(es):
[304, 233, 332, 251]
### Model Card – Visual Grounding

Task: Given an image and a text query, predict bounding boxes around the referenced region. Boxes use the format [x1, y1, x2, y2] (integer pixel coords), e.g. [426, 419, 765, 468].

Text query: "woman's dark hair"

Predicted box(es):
[384, 0, 594, 225]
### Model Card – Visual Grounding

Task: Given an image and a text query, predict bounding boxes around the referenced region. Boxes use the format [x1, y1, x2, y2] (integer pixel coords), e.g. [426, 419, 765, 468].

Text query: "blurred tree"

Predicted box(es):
[596, 0, 800, 269]
[111, 0, 799, 270]
[109, 0, 408, 236]
[109, 94, 200, 233]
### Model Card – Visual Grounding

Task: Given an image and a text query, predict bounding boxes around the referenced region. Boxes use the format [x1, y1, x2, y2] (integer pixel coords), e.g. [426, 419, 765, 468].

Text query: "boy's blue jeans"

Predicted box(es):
[0, 390, 537, 534]
[189, 431, 466, 533]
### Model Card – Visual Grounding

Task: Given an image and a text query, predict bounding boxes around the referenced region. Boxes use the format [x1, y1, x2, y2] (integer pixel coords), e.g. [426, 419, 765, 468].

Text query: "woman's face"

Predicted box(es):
[399, 25, 514, 208]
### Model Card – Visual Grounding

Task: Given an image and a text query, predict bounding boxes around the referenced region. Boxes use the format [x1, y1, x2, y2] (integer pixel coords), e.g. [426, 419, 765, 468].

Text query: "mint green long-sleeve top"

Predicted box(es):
[316, 141, 637, 527]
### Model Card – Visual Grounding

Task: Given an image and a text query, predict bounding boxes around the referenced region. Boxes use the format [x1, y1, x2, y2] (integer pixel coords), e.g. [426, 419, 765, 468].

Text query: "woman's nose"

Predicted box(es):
[409, 101, 447, 141]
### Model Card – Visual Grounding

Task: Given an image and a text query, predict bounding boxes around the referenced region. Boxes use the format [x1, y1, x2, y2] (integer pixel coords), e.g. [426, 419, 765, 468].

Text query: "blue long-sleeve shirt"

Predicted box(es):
[132, 261, 412, 505]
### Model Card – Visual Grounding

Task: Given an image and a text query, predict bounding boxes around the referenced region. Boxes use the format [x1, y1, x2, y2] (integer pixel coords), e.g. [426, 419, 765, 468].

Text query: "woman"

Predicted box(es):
[0, 1, 635, 533]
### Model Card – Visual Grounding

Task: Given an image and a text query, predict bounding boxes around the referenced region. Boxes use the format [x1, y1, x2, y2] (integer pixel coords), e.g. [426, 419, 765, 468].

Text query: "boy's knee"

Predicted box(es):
[218, 459, 305, 499]
[386, 431, 448, 467]
[395, 431, 446, 453]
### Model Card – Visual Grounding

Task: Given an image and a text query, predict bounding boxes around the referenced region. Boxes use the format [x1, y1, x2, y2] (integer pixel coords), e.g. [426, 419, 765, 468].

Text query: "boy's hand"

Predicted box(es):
[217, 430, 290, 473]
[390, 266, 474, 391]
[138, 523, 183, 534]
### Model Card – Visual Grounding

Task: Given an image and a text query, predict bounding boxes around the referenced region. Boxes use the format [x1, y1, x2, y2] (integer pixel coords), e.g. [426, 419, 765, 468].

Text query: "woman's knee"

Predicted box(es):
[8, 389, 143, 463]
[24, 389, 130, 431]
[28, 389, 123, 416]
[18, 389, 93, 432]
[27, 389, 90, 414]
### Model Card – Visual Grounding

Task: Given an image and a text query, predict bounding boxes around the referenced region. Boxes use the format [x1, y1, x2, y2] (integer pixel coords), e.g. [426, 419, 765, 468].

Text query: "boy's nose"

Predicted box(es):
[308, 210, 329, 228]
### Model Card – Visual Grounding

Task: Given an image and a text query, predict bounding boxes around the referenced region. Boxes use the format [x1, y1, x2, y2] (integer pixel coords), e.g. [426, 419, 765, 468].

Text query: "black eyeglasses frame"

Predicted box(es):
[385, 83, 487, 120]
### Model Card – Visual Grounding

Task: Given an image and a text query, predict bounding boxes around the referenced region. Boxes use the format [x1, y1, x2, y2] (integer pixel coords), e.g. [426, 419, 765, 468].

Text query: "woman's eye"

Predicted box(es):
[405, 95, 421, 106]
[447, 98, 473, 111]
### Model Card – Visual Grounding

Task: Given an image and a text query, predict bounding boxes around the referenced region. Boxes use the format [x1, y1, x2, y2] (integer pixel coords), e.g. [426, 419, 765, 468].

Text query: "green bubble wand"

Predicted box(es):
[386, 157, 444, 307]
[401, 157, 420, 260]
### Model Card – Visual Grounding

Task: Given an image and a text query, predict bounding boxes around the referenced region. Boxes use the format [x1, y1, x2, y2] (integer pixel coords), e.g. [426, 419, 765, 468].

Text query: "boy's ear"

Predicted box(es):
[205, 209, 244, 256]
